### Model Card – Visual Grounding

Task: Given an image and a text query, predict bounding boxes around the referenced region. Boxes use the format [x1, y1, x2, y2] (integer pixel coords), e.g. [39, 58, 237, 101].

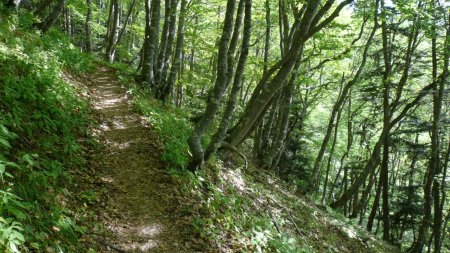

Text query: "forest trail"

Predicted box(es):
[86, 66, 197, 253]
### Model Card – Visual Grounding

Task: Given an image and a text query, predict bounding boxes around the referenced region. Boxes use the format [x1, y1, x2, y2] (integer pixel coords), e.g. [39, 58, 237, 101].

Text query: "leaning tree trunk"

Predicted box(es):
[225, 0, 351, 148]
[108, 0, 137, 63]
[331, 5, 423, 210]
[310, 11, 377, 191]
[321, 98, 343, 204]
[36, 0, 65, 33]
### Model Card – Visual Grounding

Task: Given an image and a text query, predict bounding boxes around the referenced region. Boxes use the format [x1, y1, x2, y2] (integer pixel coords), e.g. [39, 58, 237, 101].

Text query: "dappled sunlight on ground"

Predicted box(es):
[221, 169, 249, 193]
[87, 66, 198, 252]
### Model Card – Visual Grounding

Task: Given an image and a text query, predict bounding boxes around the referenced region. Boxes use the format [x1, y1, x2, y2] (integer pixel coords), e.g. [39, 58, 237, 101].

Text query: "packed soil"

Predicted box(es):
[85, 66, 200, 253]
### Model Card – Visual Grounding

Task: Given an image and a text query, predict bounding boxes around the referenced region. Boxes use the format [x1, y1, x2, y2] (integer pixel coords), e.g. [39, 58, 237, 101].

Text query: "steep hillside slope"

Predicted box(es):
[0, 9, 96, 252]
[127, 74, 401, 253]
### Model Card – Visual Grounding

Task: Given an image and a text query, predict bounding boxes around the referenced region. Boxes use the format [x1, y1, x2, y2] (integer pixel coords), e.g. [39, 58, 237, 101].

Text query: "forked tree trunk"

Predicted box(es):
[187, 0, 237, 170]
[205, 0, 252, 160]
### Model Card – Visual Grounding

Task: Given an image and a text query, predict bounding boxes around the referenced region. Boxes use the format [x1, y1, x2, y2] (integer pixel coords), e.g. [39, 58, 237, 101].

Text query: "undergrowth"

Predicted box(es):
[0, 7, 94, 252]
[110, 64, 311, 252]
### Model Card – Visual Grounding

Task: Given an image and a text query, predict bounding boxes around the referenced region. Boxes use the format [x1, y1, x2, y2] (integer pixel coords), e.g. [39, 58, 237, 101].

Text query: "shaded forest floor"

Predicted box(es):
[81, 66, 204, 252]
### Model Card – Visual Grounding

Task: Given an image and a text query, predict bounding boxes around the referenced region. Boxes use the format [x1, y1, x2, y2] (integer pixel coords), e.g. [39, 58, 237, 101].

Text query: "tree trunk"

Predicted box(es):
[380, 0, 392, 240]
[412, 9, 449, 253]
[85, 0, 93, 52]
[141, 0, 161, 89]
[310, 11, 377, 190]
[322, 98, 343, 204]
[158, 0, 179, 95]
[225, 0, 352, 148]
[367, 174, 381, 232]
[154, 0, 172, 92]
[187, 0, 237, 170]
[205, 0, 252, 160]
[36, 0, 65, 33]
[162, 0, 187, 102]
[105, 0, 119, 62]
[109, 0, 137, 62]
[263, 0, 270, 75]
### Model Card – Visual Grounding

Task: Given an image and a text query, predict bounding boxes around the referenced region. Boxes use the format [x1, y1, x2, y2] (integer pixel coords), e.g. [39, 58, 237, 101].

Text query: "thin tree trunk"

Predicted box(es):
[154, 0, 172, 92]
[163, 0, 187, 101]
[36, 0, 65, 33]
[322, 100, 343, 204]
[105, 0, 119, 62]
[109, 0, 137, 62]
[379, 0, 392, 241]
[85, 0, 93, 52]
[159, 0, 179, 93]
[331, 9, 426, 209]
[367, 174, 381, 232]
[263, 0, 270, 75]
[310, 11, 377, 190]
[412, 10, 449, 253]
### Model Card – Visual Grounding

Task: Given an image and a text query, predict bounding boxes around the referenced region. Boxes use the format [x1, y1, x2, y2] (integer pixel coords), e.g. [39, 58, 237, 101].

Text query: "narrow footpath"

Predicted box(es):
[86, 66, 199, 252]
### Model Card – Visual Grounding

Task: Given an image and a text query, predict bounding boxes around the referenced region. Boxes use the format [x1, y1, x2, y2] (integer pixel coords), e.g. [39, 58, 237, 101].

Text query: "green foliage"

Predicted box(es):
[0, 6, 93, 252]
[132, 89, 192, 169]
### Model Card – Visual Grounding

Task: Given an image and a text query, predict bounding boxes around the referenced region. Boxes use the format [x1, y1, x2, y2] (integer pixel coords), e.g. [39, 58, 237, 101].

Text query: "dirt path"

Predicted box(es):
[86, 66, 197, 252]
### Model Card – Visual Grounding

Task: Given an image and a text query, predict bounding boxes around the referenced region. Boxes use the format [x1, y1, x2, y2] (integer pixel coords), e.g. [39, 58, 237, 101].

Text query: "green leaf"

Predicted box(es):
[9, 241, 19, 253]
[0, 138, 11, 148]
[0, 163, 5, 174]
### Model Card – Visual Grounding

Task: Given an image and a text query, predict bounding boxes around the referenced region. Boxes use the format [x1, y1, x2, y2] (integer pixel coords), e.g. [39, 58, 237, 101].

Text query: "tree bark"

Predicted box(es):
[188, 0, 237, 170]
[205, 0, 252, 160]
[162, 0, 187, 102]
[158, 0, 179, 96]
[109, 0, 137, 62]
[321, 95, 343, 204]
[226, 0, 343, 147]
[36, 0, 65, 33]
[85, 0, 93, 52]
[411, 9, 449, 253]
[141, 0, 161, 89]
